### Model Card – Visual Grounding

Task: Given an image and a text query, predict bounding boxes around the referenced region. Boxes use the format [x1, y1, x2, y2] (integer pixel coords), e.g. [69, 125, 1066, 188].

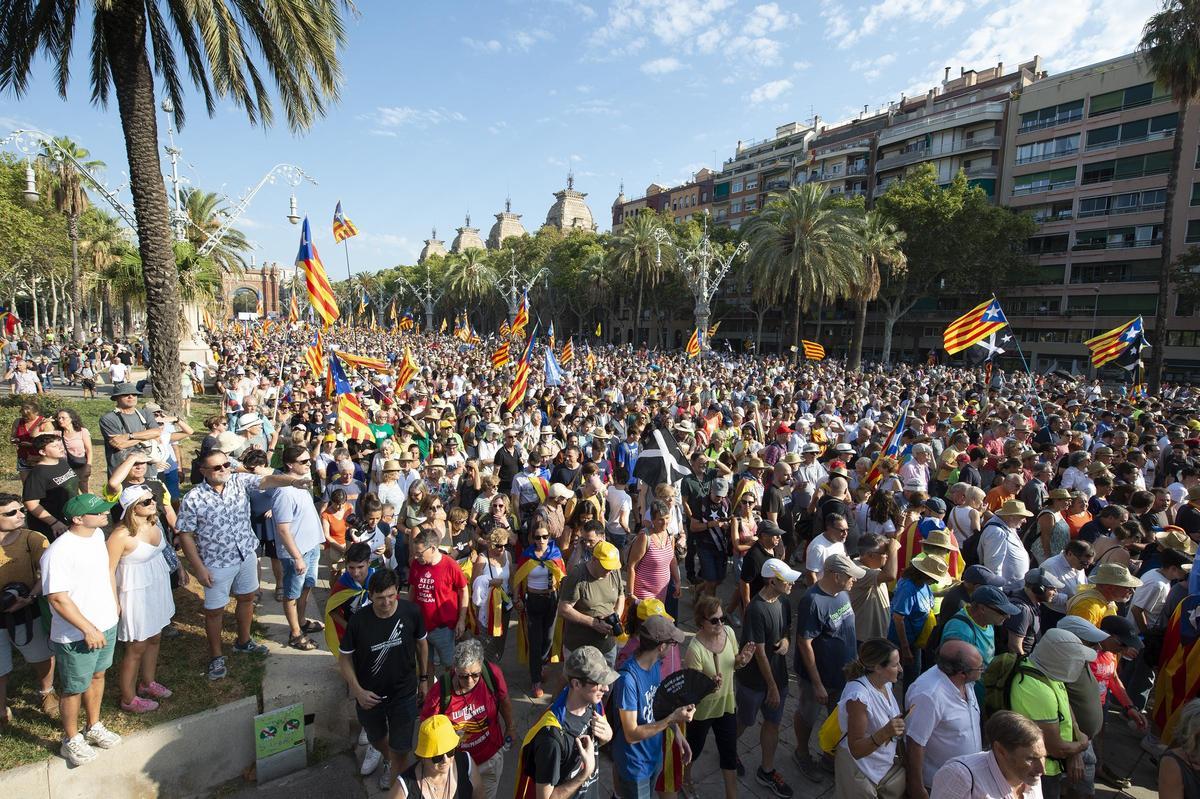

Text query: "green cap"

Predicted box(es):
[62, 494, 117, 520]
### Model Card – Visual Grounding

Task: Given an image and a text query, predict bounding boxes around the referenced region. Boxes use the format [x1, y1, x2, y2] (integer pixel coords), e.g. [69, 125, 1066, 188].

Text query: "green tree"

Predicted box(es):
[741, 183, 864, 362]
[181, 188, 251, 277]
[608, 212, 672, 346]
[44, 138, 104, 343]
[444, 249, 498, 320]
[1139, 1, 1200, 392]
[849, 211, 907, 370]
[0, 1, 350, 410]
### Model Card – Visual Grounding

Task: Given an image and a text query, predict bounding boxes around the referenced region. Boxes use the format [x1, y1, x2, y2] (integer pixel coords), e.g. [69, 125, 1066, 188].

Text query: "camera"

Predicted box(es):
[0, 582, 31, 613]
[604, 613, 623, 638]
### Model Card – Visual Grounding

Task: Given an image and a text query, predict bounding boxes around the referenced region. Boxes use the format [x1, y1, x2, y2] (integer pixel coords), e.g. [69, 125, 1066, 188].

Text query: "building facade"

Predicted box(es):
[711, 121, 818, 229]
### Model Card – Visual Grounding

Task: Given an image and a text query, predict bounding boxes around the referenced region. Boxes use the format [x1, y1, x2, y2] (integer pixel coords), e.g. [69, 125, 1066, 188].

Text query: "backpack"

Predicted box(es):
[981, 653, 1055, 719]
[962, 516, 999, 567]
[439, 660, 500, 713]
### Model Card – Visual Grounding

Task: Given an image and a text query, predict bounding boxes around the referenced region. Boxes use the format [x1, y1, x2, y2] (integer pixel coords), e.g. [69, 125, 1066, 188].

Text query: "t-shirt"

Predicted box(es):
[794, 584, 857, 696]
[1009, 670, 1073, 777]
[40, 528, 119, 643]
[761, 485, 794, 538]
[271, 484, 324, 555]
[847, 566, 889, 642]
[613, 657, 663, 782]
[1066, 587, 1115, 626]
[804, 533, 845, 578]
[683, 628, 737, 720]
[1064, 666, 1104, 739]
[736, 593, 792, 692]
[98, 408, 159, 471]
[420, 662, 509, 764]
[739, 543, 773, 598]
[1176, 503, 1200, 538]
[338, 600, 426, 698]
[529, 703, 598, 799]
[0, 528, 47, 590]
[22, 461, 79, 537]
[1004, 590, 1041, 655]
[888, 578, 933, 647]
[559, 561, 624, 652]
[942, 607, 996, 667]
[409, 555, 467, 631]
[1130, 569, 1172, 629]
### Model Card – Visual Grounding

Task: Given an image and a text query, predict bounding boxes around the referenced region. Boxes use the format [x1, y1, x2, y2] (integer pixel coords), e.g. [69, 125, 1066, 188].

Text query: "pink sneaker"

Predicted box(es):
[138, 681, 173, 700]
[120, 696, 159, 714]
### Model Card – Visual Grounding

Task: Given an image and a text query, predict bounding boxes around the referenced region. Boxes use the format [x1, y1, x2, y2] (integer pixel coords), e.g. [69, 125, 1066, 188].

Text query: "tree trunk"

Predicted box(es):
[755, 307, 766, 353]
[122, 300, 133, 336]
[881, 307, 898, 364]
[849, 295, 868, 371]
[1149, 97, 1187, 393]
[633, 277, 644, 347]
[50, 275, 60, 331]
[102, 4, 182, 411]
[68, 214, 84, 344]
[791, 274, 802, 364]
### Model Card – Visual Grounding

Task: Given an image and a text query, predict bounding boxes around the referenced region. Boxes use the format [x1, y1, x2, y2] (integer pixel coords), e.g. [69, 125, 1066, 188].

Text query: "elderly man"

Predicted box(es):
[979, 500, 1034, 587]
[931, 711, 1046, 799]
[905, 640, 985, 799]
[176, 448, 312, 681]
[1066, 563, 1143, 626]
[97, 383, 160, 476]
[558, 541, 625, 667]
[899, 443, 932, 494]
[420, 639, 514, 799]
[804, 512, 850, 584]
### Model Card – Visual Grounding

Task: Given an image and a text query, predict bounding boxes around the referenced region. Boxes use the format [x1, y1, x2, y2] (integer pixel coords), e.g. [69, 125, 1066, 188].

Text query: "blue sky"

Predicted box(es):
[0, 0, 1158, 274]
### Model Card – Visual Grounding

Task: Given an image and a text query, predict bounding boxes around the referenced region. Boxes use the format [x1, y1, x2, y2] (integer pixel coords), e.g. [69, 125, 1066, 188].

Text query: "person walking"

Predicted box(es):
[888, 553, 949, 692]
[834, 638, 906, 799]
[408, 528, 469, 672]
[391, 714, 479, 799]
[904, 640, 985, 798]
[513, 523, 565, 698]
[930, 711, 1047, 798]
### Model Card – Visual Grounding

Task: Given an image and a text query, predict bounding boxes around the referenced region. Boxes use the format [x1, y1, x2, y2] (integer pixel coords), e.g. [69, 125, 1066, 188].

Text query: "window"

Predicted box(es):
[1098, 294, 1157, 314]
[1089, 82, 1169, 116]
[1019, 99, 1084, 132]
[744, 199, 757, 211]
[1082, 152, 1171, 184]
[1016, 134, 1080, 164]
[1192, 183, 1200, 207]
[714, 182, 730, 199]
[1070, 261, 1159, 283]
[1187, 219, 1200, 243]
[745, 178, 759, 191]
[1167, 330, 1199, 345]
[1028, 234, 1070, 255]
[732, 179, 743, 193]
[1013, 166, 1077, 195]
[1074, 225, 1162, 250]
[730, 200, 742, 213]
[1082, 160, 1115, 184]
[1177, 295, 1200, 316]
[1078, 196, 1110, 217]
[1018, 264, 1067, 285]
[1029, 201, 1074, 223]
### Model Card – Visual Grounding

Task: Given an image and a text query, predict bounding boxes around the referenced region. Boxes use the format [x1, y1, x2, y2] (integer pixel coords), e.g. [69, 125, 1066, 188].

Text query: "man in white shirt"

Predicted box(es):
[1039, 540, 1094, 621]
[1168, 467, 1199, 510]
[805, 513, 849, 584]
[979, 501, 1033, 589]
[1129, 547, 1191, 632]
[906, 640, 985, 798]
[272, 445, 327, 649]
[42, 494, 124, 766]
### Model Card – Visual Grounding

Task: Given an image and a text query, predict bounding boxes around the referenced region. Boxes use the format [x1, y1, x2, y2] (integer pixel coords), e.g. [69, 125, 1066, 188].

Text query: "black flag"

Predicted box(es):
[634, 425, 691, 486]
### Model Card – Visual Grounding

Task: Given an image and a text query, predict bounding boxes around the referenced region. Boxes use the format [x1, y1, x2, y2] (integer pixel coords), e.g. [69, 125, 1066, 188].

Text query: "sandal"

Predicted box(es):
[300, 619, 325, 634]
[288, 635, 318, 651]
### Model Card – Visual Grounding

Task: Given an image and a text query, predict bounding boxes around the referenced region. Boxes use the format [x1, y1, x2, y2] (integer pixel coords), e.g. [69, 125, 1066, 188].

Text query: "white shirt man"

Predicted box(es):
[905, 640, 984, 791]
[1039, 550, 1089, 615]
[979, 514, 1032, 589]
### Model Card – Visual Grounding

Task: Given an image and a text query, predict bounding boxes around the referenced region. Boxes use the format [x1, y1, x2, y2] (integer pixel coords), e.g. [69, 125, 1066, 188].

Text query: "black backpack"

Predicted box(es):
[962, 517, 1004, 566]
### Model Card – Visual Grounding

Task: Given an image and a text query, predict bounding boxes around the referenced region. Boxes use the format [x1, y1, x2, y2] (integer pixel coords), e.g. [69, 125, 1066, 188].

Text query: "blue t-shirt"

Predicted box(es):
[887, 578, 933, 647]
[613, 657, 662, 782]
[794, 585, 857, 696]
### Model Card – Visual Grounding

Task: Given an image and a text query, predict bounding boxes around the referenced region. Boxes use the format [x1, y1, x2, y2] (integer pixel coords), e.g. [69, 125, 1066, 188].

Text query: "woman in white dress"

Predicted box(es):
[835, 638, 907, 798]
[106, 485, 175, 714]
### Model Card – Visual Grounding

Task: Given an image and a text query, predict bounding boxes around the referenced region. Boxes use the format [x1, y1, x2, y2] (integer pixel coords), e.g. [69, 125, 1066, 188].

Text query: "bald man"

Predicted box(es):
[904, 640, 985, 799]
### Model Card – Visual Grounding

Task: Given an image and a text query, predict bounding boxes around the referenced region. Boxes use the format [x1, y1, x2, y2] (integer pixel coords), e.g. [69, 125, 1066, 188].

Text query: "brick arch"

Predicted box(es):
[223, 264, 281, 316]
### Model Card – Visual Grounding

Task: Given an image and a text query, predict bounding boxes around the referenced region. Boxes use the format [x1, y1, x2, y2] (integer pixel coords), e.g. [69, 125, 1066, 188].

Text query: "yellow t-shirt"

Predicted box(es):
[1066, 587, 1115, 626]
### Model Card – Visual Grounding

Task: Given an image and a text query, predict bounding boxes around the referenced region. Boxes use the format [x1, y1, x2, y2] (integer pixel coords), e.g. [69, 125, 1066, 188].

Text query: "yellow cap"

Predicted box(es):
[636, 598, 673, 623]
[592, 541, 621, 570]
[414, 714, 460, 759]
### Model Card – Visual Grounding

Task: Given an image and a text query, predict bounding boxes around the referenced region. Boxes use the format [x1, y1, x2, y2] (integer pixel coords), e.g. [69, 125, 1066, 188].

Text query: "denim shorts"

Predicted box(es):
[280, 545, 320, 600]
[735, 679, 789, 726]
[698, 547, 728, 582]
[203, 555, 260, 609]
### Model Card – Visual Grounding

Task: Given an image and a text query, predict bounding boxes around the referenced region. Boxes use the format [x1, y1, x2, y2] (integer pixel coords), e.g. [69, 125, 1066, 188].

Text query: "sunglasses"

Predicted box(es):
[533, 535, 550, 541]
[429, 751, 454, 765]
[137, 498, 156, 508]
[206, 463, 231, 471]
[706, 615, 725, 625]
[0, 508, 23, 517]
[295, 458, 311, 464]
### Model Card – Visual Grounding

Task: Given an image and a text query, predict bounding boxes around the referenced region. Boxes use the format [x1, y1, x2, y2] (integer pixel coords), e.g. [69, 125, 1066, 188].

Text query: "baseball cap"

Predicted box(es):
[712, 477, 731, 497]
[824, 553, 867, 579]
[592, 541, 621, 570]
[962, 565, 1005, 587]
[119, 484, 154, 517]
[1099, 615, 1144, 652]
[1056, 616, 1109, 644]
[635, 598, 674, 623]
[970, 586, 1020, 616]
[564, 645, 619, 685]
[923, 497, 947, 514]
[757, 520, 785, 539]
[1024, 567, 1065, 591]
[761, 558, 802, 583]
[638, 615, 687, 645]
[63, 493, 117, 519]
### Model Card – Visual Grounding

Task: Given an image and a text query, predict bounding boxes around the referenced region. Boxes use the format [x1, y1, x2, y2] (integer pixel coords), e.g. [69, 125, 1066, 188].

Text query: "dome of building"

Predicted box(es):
[487, 198, 527, 249]
[544, 172, 598, 233]
[450, 214, 486, 254]
[418, 227, 447, 263]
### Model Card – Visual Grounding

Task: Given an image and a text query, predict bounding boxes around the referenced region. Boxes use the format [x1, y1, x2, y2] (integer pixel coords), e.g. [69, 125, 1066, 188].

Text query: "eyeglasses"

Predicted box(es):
[460, 671, 482, 681]
[206, 462, 231, 471]
[533, 535, 550, 541]
[137, 498, 156, 508]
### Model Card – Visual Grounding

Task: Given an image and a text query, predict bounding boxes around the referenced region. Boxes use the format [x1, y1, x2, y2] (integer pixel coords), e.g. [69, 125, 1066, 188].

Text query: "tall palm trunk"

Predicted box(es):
[790, 271, 803, 363]
[633, 276, 645, 347]
[850, 295, 868, 371]
[102, 4, 182, 410]
[68, 214, 83, 343]
[1150, 97, 1188, 393]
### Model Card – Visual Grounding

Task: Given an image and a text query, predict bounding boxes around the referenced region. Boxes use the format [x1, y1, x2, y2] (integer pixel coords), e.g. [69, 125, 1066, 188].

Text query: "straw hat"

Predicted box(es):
[748, 456, 767, 470]
[382, 459, 402, 472]
[1091, 563, 1143, 589]
[922, 529, 959, 552]
[996, 499, 1033, 518]
[414, 715, 460, 759]
[1047, 488, 1072, 501]
[1156, 528, 1197, 556]
[911, 553, 950, 584]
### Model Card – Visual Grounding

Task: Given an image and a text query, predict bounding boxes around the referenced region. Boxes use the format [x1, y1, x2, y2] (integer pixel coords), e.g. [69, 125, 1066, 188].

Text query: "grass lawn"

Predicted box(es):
[0, 392, 270, 771]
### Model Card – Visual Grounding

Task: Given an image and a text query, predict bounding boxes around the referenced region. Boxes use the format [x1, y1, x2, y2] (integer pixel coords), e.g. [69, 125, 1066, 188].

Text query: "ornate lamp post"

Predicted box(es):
[495, 251, 547, 327]
[652, 215, 749, 341]
[392, 272, 443, 331]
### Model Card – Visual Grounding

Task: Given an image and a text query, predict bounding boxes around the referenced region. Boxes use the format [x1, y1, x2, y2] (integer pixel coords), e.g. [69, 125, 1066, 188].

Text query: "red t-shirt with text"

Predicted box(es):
[419, 663, 508, 763]
[409, 555, 466, 630]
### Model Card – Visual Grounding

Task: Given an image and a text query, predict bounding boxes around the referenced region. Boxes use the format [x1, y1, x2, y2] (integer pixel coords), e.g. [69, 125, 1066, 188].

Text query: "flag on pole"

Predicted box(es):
[548, 321, 556, 350]
[685, 328, 701, 358]
[440, 318, 448, 334]
[585, 341, 596, 371]
[328, 352, 371, 441]
[544, 342, 563, 387]
[1152, 595, 1200, 744]
[333, 350, 390, 372]
[560, 338, 574, 365]
[512, 291, 530, 337]
[288, 294, 300, 323]
[358, 291, 369, 315]
[398, 310, 415, 331]
[254, 295, 264, 316]
[203, 308, 216, 329]
[505, 325, 538, 413]
[395, 347, 419, 391]
[389, 300, 397, 323]
[707, 320, 721, 339]
[499, 320, 511, 338]
[1085, 316, 1144, 368]
[595, 321, 602, 337]
[332, 201, 359, 242]
[296, 217, 340, 327]
[802, 340, 825, 361]
[491, 342, 511, 369]
[304, 330, 325, 378]
[943, 298, 1008, 355]
[863, 400, 910, 487]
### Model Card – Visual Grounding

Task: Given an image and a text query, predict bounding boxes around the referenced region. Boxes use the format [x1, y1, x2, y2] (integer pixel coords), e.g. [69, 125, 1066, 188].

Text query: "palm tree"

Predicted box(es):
[741, 183, 864, 362]
[608, 212, 671, 346]
[849, 211, 907, 370]
[181, 188, 251, 277]
[444, 249, 498, 320]
[45, 137, 104, 344]
[1139, 1, 1200, 392]
[80, 208, 128, 332]
[0, 2, 349, 410]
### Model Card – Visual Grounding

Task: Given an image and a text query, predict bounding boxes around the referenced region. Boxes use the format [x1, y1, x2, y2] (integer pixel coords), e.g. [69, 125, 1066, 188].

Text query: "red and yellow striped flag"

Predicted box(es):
[1085, 316, 1144, 368]
[288, 294, 300, 323]
[512, 292, 530, 337]
[296, 217, 340, 327]
[395, 347, 419, 392]
[505, 326, 537, 413]
[685, 327, 701, 358]
[802, 340, 825, 361]
[304, 330, 325, 379]
[560, 338, 574, 365]
[500, 319, 511, 338]
[332, 201, 359, 243]
[334, 350, 389, 372]
[943, 298, 1008, 355]
[585, 341, 596, 371]
[491, 342, 511, 369]
[1153, 595, 1200, 744]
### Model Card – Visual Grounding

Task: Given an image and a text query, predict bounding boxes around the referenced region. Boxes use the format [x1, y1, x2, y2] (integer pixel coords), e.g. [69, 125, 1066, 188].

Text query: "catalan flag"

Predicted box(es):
[395, 346, 419, 392]
[332, 201, 359, 243]
[802, 340, 825, 361]
[329, 353, 371, 441]
[707, 320, 721, 339]
[440, 318, 448, 334]
[203, 308, 216, 330]
[334, 350, 389, 372]
[500, 320, 511, 338]
[548, 321, 556, 350]
[943, 298, 1008, 355]
[595, 321, 602, 337]
[398, 311, 415, 331]
[288, 294, 300, 323]
[505, 325, 538, 413]
[685, 327, 701, 358]
[295, 217, 340, 327]
[491, 342, 511, 369]
[863, 400, 910, 488]
[358, 291, 369, 315]
[389, 300, 397, 323]
[512, 291, 530, 337]
[560, 338, 574, 365]
[585, 341, 596, 371]
[304, 330, 325, 379]
[1153, 595, 1200, 744]
[1085, 316, 1144, 368]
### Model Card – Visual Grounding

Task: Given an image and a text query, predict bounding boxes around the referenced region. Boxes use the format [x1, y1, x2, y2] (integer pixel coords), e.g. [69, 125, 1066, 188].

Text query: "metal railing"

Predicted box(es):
[1018, 108, 1084, 133]
[1012, 179, 1077, 197]
[875, 135, 1002, 171]
[1072, 238, 1162, 251]
[880, 102, 1005, 143]
[1015, 146, 1079, 165]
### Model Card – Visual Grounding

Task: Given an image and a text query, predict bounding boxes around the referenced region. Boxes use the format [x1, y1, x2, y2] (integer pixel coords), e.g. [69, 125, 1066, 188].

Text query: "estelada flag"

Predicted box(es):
[491, 342, 511, 369]
[295, 217, 339, 327]
[1086, 316, 1143, 368]
[322, 567, 373, 652]
[333, 350, 389, 372]
[332, 201, 359, 243]
[513, 690, 606, 799]
[943, 298, 1008, 355]
[395, 347, 419, 392]
[863, 399, 910, 488]
[499, 319, 511, 338]
[304, 329, 325, 379]
[512, 291, 530, 336]
[288, 294, 300, 323]
[505, 324, 538, 413]
[802, 340, 825, 360]
[1153, 594, 1200, 744]
[685, 328, 701, 358]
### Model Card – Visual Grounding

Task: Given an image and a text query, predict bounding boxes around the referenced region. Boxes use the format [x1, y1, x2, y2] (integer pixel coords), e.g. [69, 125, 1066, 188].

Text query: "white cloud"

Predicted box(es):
[748, 78, 792, 104]
[513, 28, 553, 51]
[365, 106, 467, 134]
[726, 35, 783, 67]
[696, 25, 727, 53]
[842, 0, 967, 48]
[641, 57, 685, 74]
[461, 37, 502, 54]
[743, 3, 798, 36]
[852, 53, 898, 81]
[793, 60, 813, 71]
[487, 121, 509, 135]
[564, 98, 621, 117]
[550, 0, 597, 20]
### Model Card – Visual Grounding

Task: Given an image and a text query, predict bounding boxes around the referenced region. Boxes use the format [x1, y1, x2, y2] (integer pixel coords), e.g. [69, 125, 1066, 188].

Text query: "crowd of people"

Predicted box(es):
[2, 323, 1200, 799]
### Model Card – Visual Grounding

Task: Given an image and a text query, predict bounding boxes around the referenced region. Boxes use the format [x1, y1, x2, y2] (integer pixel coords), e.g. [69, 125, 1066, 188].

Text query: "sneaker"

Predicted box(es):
[85, 722, 122, 749]
[208, 656, 228, 681]
[233, 638, 270, 655]
[357, 728, 369, 747]
[139, 681, 173, 700]
[61, 734, 98, 766]
[120, 696, 159, 714]
[39, 689, 60, 717]
[360, 744, 382, 776]
[791, 748, 825, 783]
[377, 762, 392, 791]
[756, 767, 794, 798]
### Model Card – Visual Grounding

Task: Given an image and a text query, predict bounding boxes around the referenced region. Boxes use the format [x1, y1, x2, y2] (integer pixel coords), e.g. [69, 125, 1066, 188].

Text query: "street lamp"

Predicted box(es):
[494, 250, 547, 327]
[21, 162, 38, 204]
[287, 193, 301, 225]
[652, 215, 749, 340]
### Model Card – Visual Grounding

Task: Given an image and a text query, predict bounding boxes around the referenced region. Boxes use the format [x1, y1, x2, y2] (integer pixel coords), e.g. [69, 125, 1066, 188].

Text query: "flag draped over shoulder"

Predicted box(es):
[296, 217, 340, 327]
[1085, 316, 1144, 368]
[685, 328, 701, 358]
[329, 353, 371, 441]
[944, 298, 1008, 355]
[323, 568, 371, 652]
[505, 325, 537, 413]
[1153, 595, 1200, 744]
[863, 400, 910, 487]
[802, 340, 825, 360]
[332, 201, 359, 242]
[395, 347, 419, 392]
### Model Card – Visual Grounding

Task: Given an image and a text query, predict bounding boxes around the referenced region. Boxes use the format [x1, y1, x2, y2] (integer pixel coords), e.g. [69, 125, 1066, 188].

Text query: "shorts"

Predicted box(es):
[426, 626, 456, 669]
[357, 692, 417, 755]
[53, 625, 118, 695]
[685, 711, 738, 771]
[698, 547, 728, 583]
[0, 620, 52, 676]
[203, 555, 260, 610]
[280, 545, 320, 600]
[735, 679, 789, 726]
[616, 776, 654, 799]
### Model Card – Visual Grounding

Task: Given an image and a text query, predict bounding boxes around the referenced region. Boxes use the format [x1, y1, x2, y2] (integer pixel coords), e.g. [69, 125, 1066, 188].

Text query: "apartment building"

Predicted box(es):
[710, 121, 818, 228]
[801, 111, 891, 199]
[611, 168, 716, 230]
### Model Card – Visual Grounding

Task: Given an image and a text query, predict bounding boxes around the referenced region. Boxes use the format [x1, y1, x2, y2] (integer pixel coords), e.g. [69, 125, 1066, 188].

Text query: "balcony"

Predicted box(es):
[1032, 210, 1075, 224]
[875, 135, 1002, 172]
[1084, 127, 1176, 153]
[1015, 146, 1080, 166]
[847, 163, 869, 176]
[879, 102, 1006, 145]
[1072, 238, 1162, 251]
[764, 179, 790, 191]
[1011, 179, 1076, 197]
[964, 164, 999, 179]
[1018, 108, 1084, 134]
[1077, 201, 1166, 219]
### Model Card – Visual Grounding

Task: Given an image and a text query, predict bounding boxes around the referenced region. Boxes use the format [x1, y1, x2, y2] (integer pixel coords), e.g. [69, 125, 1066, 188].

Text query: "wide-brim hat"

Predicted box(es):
[747, 456, 767, 470]
[996, 499, 1033, 518]
[110, 382, 139, 398]
[1091, 563, 1143, 589]
[590, 427, 611, 439]
[414, 715, 460, 759]
[1047, 488, 1072, 501]
[922, 529, 959, 552]
[782, 452, 803, 466]
[1156, 528, 1197, 556]
[911, 553, 950, 584]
